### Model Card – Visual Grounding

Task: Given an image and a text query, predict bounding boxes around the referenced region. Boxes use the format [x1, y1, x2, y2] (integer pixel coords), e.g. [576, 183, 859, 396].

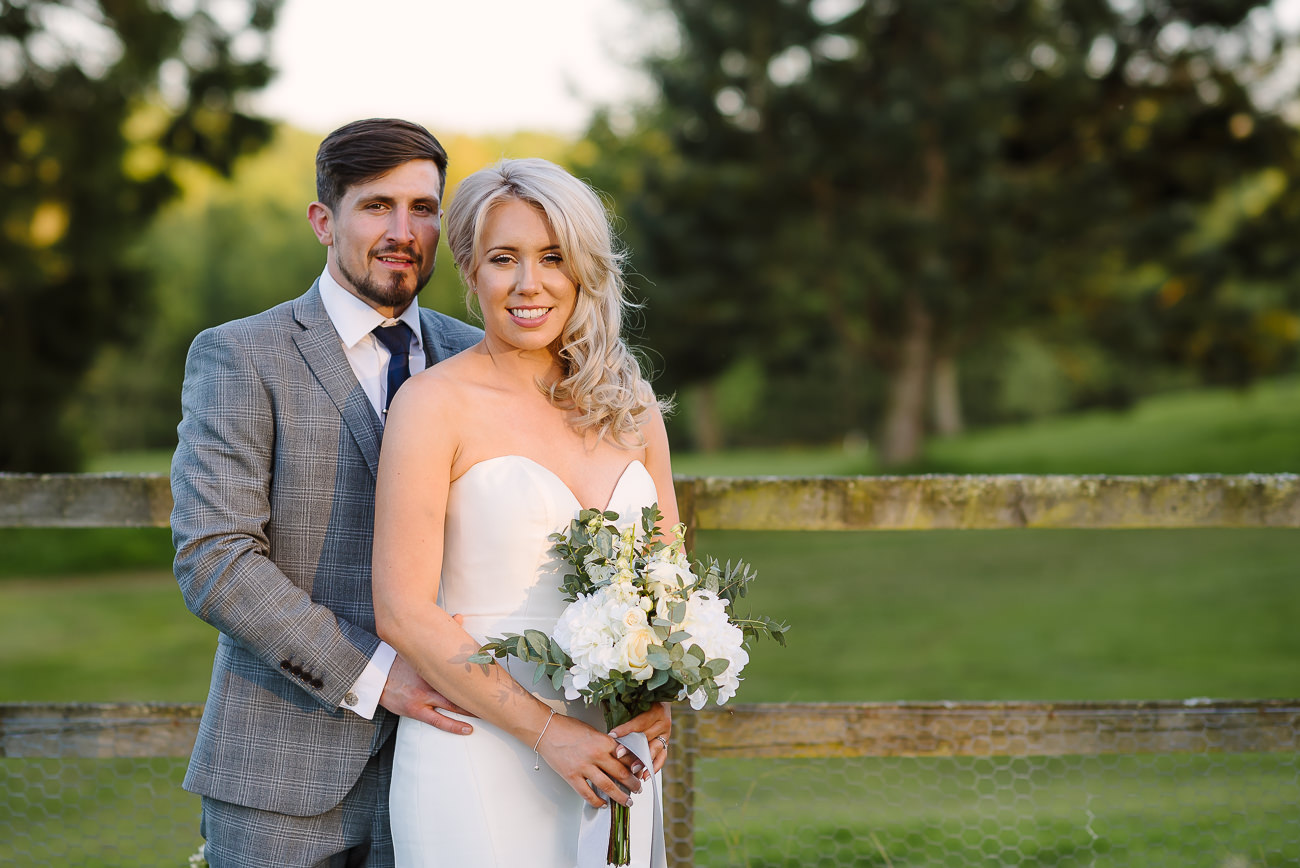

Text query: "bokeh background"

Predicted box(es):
[4, 0, 1300, 475]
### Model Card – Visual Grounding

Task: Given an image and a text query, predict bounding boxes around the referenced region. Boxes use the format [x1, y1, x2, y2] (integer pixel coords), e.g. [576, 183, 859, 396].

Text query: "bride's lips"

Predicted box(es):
[508, 307, 553, 326]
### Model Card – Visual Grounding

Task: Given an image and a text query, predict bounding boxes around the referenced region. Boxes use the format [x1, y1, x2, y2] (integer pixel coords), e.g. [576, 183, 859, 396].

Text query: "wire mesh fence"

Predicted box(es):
[1, 756, 200, 867]
[683, 751, 1299, 866]
[3, 701, 1298, 867]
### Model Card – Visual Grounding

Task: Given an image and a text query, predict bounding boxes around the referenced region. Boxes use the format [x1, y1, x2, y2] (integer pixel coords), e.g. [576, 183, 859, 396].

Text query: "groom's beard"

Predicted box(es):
[339, 247, 434, 310]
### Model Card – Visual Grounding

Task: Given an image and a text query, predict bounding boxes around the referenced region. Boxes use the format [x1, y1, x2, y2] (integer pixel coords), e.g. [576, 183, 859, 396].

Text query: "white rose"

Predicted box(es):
[621, 606, 649, 631]
[615, 627, 657, 680]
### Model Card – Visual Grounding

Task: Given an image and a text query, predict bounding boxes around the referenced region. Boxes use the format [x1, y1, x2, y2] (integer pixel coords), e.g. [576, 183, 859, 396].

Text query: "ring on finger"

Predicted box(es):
[656, 735, 669, 750]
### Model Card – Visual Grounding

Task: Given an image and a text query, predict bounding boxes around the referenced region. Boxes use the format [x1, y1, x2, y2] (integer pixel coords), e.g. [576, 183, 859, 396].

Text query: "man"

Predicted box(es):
[171, 118, 482, 866]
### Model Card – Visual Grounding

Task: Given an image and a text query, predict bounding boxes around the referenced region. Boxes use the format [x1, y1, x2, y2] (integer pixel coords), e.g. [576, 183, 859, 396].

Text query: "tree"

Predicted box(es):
[586, 0, 1300, 463]
[0, 0, 280, 470]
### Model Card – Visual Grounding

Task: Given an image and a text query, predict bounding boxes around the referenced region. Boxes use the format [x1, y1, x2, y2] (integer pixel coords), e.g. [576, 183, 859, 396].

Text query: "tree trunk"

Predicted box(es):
[878, 294, 932, 467]
[687, 381, 724, 453]
[930, 352, 964, 437]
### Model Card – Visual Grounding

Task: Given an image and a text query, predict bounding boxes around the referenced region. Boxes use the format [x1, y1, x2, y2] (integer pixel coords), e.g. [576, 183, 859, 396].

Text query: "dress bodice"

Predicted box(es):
[391, 454, 664, 867]
[439, 455, 659, 642]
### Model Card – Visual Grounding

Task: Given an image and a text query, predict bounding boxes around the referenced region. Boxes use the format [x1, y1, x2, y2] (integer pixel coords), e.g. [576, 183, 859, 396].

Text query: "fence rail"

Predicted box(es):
[3, 472, 1298, 867]
[4, 471, 1299, 531]
[8, 699, 1296, 760]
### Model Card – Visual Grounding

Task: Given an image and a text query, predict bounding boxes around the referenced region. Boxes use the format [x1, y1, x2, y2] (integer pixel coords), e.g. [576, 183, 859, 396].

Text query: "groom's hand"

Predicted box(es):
[609, 701, 672, 777]
[379, 654, 475, 735]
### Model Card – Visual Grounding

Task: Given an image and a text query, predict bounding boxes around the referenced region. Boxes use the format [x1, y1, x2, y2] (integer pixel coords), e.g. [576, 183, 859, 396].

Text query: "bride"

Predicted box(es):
[372, 158, 676, 866]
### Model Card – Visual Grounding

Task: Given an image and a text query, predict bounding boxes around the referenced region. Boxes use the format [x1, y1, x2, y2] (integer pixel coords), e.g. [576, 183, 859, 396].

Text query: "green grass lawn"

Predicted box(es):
[2, 377, 1297, 865]
[671, 375, 1300, 477]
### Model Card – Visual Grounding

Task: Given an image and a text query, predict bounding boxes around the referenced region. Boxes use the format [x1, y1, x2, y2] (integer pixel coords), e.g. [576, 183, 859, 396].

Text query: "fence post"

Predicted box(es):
[662, 708, 698, 868]
[662, 477, 699, 867]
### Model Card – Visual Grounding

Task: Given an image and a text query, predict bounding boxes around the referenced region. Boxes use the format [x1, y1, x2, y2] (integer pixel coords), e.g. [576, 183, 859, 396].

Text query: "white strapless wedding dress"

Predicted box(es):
[390, 455, 659, 867]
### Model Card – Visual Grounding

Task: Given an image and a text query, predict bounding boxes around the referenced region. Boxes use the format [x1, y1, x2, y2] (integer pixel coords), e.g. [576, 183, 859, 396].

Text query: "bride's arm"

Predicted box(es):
[372, 374, 642, 808]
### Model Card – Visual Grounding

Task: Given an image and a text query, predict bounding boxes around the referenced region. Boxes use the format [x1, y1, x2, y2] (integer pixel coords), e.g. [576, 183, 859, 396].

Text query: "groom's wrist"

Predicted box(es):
[341, 641, 397, 719]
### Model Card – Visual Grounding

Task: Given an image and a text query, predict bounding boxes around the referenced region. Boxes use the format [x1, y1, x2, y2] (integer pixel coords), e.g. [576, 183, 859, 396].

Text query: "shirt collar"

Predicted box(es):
[317, 266, 423, 350]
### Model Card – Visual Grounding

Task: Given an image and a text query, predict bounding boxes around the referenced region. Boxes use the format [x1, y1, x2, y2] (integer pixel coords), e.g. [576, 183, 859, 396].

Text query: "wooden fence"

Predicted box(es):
[2, 471, 1299, 866]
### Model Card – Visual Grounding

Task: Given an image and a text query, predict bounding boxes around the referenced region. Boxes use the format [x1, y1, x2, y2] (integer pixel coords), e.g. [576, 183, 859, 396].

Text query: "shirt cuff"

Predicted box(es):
[341, 641, 397, 719]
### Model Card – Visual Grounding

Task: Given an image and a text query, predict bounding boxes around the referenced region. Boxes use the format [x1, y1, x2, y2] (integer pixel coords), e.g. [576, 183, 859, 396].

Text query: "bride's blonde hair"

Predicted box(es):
[446, 158, 666, 447]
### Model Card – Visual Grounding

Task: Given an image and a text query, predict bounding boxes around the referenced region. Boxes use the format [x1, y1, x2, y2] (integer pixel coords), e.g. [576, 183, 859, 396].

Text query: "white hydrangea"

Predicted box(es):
[678, 590, 749, 709]
[554, 587, 660, 698]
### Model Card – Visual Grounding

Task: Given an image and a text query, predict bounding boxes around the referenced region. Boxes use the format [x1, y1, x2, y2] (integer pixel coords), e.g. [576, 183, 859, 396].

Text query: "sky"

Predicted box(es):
[253, 0, 662, 136]
[253, 0, 1300, 136]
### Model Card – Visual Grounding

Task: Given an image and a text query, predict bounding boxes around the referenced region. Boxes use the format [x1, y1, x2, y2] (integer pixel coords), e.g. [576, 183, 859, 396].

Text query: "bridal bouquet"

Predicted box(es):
[470, 503, 788, 865]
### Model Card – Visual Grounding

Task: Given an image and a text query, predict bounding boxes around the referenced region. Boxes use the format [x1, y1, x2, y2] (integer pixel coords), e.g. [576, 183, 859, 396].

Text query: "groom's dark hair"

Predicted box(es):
[315, 118, 449, 210]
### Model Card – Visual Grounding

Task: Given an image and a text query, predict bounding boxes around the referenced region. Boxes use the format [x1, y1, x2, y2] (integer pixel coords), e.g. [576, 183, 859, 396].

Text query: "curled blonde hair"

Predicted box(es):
[446, 158, 665, 446]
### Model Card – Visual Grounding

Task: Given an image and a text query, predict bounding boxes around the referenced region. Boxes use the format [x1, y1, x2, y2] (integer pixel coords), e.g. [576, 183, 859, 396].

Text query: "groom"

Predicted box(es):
[170, 118, 483, 866]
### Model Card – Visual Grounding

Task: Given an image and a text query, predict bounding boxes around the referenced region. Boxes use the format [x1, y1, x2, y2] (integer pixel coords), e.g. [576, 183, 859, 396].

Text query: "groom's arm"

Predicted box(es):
[171, 323, 379, 712]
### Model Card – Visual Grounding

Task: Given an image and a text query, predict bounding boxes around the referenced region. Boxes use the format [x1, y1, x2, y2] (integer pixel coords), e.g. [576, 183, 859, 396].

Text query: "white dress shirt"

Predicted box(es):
[318, 266, 426, 718]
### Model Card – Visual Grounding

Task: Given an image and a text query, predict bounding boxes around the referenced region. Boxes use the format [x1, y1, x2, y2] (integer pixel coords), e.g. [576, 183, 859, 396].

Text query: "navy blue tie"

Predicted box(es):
[372, 321, 414, 413]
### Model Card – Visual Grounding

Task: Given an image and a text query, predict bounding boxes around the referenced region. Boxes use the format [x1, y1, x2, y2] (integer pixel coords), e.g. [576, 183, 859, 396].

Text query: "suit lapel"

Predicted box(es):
[419, 310, 447, 368]
[419, 308, 475, 366]
[291, 284, 384, 478]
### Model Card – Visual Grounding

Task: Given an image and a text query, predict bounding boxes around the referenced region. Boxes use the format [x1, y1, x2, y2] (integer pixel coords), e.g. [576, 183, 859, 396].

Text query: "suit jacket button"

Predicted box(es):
[280, 660, 291, 670]
[290, 665, 303, 676]
[311, 678, 324, 689]
[344, 692, 359, 707]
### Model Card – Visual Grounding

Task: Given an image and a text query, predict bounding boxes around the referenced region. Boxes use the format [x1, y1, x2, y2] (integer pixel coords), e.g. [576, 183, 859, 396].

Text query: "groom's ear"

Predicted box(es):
[307, 201, 334, 246]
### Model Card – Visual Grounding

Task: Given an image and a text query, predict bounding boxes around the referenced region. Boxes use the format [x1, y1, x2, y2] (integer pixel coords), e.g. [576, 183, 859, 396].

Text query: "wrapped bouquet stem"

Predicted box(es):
[471, 504, 788, 866]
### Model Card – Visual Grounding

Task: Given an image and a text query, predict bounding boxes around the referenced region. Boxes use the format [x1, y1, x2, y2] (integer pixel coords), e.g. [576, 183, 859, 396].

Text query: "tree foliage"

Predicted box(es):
[0, 0, 280, 470]
[582, 0, 1300, 463]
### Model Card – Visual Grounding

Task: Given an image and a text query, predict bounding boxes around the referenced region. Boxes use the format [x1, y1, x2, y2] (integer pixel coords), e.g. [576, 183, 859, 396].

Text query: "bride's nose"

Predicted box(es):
[514, 260, 540, 294]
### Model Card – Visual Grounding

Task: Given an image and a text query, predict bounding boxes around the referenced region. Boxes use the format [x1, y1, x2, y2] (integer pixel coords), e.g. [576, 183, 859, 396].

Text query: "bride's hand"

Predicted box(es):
[537, 714, 643, 808]
[609, 701, 672, 776]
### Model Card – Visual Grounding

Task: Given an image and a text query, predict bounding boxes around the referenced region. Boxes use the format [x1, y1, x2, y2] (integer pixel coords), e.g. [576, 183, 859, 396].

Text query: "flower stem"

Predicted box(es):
[608, 801, 631, 865]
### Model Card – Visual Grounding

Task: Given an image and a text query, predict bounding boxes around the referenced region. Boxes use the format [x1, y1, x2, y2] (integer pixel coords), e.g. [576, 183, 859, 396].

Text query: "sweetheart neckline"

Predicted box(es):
[454, 455, 650, 514]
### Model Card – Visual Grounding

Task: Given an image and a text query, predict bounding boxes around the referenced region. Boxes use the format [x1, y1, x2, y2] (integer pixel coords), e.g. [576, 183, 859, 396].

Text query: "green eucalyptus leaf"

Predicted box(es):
[524, 630, 550, 657]
[646, 646, 672, 668]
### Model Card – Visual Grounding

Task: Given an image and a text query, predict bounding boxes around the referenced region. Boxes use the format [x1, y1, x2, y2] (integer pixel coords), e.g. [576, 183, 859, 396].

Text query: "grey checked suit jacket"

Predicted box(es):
[171, 283, 481, 817]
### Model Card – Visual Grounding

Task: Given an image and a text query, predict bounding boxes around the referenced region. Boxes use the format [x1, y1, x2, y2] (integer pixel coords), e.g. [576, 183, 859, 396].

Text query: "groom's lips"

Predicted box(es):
[375, 249, 418, 271]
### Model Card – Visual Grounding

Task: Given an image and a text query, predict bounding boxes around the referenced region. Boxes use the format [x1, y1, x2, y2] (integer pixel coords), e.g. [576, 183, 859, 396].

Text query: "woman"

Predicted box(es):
[372, 158, 676, 866]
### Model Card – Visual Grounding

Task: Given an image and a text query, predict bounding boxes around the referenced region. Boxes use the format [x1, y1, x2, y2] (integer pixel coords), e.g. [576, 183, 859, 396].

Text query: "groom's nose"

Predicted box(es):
[386, 210, 416, 244]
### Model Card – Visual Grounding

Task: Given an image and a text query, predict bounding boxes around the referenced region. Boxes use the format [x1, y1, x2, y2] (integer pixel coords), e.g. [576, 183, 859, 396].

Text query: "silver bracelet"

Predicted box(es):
[533, 709, 557, 771]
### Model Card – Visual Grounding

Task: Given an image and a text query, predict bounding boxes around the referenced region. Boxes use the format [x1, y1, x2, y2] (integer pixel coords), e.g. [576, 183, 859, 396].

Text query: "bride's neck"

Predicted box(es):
[478, 341, 563, 385]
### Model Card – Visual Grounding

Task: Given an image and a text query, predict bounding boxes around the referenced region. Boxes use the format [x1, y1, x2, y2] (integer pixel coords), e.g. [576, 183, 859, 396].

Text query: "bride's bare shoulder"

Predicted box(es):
[403, 347, 489, 395]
